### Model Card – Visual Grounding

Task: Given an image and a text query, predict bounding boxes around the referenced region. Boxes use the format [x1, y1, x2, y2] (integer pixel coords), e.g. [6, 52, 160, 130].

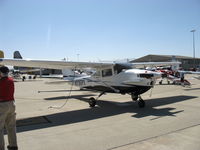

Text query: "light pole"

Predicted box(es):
[190, 29, 196, 69]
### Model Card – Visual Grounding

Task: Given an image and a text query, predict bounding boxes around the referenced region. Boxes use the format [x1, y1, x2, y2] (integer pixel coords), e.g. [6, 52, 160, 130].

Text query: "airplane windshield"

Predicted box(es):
[114, 64, 132, 74]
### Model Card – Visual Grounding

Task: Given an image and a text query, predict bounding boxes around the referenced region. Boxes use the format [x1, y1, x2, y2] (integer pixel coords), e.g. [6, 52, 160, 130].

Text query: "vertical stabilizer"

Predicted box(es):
[171, 56, 180, 71]
[0, 50, 4, 58]
[13, 51, 23, 59]
[13, 51, 23, 70]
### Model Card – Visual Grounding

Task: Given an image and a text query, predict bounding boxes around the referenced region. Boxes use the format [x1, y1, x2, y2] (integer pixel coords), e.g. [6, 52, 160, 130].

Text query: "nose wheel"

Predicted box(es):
[131, 93, 145, 108]
[131, 94, 138, 101]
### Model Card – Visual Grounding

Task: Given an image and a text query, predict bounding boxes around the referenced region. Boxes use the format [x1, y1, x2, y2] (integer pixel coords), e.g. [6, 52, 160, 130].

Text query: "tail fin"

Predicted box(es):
[0, 50, 4, 58]
[171, 56, 180, 71]
[13, 51, 23, 59]
[172, 64, 180, 71]
[13, 51, 23, 70]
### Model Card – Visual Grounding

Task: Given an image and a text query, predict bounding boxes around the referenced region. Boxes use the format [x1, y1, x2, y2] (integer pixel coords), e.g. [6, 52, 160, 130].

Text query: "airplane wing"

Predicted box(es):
[0, 58, 114, 70]
[131, 62, 181, 68]
[16, 68, 41, 73]
[178, 70, 200, 74]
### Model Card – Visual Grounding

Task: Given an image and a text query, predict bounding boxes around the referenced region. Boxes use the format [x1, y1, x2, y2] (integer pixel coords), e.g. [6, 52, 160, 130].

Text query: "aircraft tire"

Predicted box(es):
[89, 97, 96, 107]
[138, 99, 145, 108]
[131, 94, 138, 101]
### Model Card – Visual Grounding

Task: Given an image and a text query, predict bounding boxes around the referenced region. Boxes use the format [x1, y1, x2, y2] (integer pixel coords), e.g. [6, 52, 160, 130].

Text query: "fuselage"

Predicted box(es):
[72, 68, 161, 95]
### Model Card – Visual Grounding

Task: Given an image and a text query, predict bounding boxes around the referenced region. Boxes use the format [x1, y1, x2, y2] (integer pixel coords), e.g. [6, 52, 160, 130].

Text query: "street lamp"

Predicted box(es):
[190, 29, 196, 69]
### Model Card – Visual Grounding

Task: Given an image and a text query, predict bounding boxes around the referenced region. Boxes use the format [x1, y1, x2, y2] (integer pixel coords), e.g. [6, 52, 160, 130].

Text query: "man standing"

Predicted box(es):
[0, 66, 18, 150]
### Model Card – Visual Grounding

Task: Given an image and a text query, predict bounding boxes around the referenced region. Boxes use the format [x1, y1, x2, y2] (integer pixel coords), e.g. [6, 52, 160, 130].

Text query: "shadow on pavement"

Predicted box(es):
[16, 95, 197, 133]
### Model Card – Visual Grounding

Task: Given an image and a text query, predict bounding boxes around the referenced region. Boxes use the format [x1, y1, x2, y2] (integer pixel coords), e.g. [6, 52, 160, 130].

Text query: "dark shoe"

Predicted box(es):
[7, 146, 18, 150]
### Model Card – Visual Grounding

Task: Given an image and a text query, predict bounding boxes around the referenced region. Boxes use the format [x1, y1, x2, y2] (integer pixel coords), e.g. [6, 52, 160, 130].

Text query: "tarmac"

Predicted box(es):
[4, 74, 200, 150]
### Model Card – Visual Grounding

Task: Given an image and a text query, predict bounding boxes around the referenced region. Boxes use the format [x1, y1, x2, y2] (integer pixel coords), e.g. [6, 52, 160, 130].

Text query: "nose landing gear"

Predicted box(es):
[131, 93, 145, 108]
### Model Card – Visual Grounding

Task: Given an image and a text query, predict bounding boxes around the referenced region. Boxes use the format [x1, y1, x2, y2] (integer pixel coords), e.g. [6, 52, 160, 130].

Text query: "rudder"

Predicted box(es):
[14, 51, 23, 59]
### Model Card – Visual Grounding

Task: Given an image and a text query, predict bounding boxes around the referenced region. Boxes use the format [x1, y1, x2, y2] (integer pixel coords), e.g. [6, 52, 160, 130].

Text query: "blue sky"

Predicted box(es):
[0, 0, 199, 61]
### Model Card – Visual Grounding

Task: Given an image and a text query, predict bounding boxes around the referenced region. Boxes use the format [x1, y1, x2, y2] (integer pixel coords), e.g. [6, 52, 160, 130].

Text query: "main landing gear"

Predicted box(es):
[88, 92, 146, 108]
[131, 94, 145, 108]
[89, 97, 96, 107]
[88, 92, 105, 107]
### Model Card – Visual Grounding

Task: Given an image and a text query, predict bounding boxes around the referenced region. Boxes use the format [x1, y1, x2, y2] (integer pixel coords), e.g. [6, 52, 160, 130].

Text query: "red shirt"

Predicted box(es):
[0, 77, 15, 101]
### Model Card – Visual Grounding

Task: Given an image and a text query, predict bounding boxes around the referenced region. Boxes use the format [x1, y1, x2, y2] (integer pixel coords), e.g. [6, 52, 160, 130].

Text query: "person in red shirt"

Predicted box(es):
[0, 66, 18, 150]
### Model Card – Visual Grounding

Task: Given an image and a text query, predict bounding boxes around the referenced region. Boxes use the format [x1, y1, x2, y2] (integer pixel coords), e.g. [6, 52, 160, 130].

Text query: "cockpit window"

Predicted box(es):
[114, 63, 132, 74]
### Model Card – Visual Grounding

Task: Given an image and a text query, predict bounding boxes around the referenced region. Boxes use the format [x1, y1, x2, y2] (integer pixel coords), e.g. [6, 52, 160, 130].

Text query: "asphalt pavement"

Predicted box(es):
[4, 74, 200, 150]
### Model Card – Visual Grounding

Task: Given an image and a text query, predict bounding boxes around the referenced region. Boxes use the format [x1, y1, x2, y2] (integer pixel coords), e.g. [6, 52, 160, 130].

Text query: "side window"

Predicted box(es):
[102, 68, 112, 77]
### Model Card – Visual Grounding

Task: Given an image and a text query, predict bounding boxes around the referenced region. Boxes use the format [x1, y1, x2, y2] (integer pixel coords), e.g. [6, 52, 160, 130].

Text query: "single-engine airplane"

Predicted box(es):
[0, 51, 181, 108]
[151, 66, 200, 86]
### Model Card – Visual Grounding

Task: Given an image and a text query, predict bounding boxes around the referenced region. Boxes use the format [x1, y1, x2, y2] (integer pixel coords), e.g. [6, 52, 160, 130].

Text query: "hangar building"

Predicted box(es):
[131, 54, 200, 70]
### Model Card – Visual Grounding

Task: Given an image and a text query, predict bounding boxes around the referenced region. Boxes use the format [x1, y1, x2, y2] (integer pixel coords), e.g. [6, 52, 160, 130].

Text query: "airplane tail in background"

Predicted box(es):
[0, 50, 4, 58]
[171, 63, 180, 71]
[13, 51, 40, 72]
[13, 51, 23, 70]
[171, 56, 180, 71]
[14, 51, 23, 59]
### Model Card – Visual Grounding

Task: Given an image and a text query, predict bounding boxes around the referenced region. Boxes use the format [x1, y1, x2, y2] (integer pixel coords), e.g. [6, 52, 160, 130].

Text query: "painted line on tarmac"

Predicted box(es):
[108, 123, 200, 150]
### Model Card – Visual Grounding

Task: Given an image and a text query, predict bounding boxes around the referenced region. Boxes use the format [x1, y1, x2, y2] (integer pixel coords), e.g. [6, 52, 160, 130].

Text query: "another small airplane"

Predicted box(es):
[13, 51, 41, 73]
[13, 51, 91, 80]
[0, 51, 181, 108]
[151, 65, 200, 86]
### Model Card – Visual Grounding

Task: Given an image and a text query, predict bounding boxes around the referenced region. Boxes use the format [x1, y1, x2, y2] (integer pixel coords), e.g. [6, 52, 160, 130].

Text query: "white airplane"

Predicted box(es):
[13, 51, 41, 73]
[13, 51, 90, 80]
[0, 52, 181, 108]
